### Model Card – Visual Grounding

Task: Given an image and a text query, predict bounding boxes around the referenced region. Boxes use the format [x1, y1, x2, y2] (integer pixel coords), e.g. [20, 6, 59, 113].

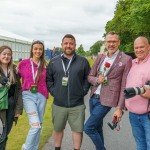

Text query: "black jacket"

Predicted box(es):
[0, 65, 23, 126]
[46, 53, 90, 107]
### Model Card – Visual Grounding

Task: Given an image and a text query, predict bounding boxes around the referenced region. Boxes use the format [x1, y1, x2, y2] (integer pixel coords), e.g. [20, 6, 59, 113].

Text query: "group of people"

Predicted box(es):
[0, 40, 48, 150]
[0, 32, 149, 150]
[84, 32, 150, 150]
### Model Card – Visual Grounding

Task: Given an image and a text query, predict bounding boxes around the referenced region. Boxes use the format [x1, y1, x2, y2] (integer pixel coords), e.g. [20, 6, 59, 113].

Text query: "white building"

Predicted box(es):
[0, 29, 32, 61]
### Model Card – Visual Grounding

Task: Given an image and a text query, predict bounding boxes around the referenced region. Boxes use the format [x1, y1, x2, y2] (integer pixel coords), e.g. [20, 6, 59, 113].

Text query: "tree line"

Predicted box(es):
[77, 0, 150, 56]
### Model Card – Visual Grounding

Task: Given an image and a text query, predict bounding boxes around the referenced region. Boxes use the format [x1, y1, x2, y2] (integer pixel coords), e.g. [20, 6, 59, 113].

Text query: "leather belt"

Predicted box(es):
[93, 94, 100, 99]
[23, 89, 30, 91]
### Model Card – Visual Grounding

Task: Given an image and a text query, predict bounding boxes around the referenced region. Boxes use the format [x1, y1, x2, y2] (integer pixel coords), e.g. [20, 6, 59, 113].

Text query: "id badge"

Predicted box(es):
[62, 77, 68, 86]
[30, 84, 38, 93]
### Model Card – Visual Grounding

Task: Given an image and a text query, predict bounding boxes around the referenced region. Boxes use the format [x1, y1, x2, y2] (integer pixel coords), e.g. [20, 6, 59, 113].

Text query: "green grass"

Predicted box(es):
[6, 96, 53, 150]
[86, 58, 95, 68]
[14, 61, 19, 65]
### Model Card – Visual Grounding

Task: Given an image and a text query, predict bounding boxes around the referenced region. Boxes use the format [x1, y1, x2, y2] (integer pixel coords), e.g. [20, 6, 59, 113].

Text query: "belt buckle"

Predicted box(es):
[94, 94, 100, 99]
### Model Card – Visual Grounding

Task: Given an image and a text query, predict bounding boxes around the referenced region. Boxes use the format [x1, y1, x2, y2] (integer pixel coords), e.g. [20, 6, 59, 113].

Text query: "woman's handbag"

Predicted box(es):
[0, 85, 8, 110]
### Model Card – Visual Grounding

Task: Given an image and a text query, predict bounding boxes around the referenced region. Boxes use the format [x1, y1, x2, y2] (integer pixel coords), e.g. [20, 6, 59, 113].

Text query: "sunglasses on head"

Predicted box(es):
[32, 40, 44, 45]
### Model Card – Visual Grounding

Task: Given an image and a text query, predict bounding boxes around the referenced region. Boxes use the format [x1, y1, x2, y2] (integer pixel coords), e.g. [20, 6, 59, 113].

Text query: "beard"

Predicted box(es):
[63, 49, 75, 56]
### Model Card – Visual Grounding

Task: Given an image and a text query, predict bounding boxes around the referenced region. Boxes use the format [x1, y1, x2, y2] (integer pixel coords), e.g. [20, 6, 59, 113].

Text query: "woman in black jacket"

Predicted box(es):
[0, 45, 23, 150]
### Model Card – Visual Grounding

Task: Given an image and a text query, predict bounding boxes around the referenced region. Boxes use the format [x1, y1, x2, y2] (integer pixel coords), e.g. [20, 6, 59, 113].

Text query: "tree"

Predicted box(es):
[129, 0, 150, 35]
[85, 51, 91, 57]
[105, 0, 150, 52]
[76, 44, 86, 56]
[90, 41, 103, 55]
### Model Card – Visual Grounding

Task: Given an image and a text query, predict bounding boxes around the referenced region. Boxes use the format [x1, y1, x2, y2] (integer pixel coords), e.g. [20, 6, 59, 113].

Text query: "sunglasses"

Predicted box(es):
[32, 40, 44, 45]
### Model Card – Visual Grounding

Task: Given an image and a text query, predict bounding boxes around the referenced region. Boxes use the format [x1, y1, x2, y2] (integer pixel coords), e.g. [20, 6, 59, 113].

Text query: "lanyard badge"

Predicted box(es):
[62, 77, 68, 86]
[30, 59, 40, 93]
[30, 84, 38, 93]
[61, 56, 72, 86]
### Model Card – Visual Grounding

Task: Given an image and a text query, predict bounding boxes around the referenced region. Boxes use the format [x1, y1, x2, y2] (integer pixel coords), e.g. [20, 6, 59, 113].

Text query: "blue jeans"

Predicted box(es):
[129, 112, 150, 150]
[22, 91, 47, 150]
[84, 96, 111, 150]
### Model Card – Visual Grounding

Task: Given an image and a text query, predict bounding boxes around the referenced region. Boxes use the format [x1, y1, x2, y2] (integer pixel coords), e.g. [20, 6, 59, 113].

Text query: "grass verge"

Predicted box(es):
[86, 58, 95, 67]
[6, 96, 53, 150]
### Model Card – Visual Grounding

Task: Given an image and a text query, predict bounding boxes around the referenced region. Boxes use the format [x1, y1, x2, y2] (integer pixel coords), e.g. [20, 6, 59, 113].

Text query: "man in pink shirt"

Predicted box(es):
[125, 36, 150, 150]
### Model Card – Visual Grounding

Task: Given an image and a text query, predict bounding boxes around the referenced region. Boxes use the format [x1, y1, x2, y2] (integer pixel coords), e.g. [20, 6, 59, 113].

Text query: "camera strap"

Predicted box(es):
[115, 123, 121, 131]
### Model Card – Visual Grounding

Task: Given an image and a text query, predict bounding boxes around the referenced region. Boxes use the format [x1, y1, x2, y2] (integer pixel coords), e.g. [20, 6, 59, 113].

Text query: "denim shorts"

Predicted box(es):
[52, 104, 85, 132]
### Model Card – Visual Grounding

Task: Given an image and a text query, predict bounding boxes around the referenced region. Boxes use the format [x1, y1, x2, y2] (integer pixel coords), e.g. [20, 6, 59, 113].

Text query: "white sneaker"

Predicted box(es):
[22, 144, 25, 150]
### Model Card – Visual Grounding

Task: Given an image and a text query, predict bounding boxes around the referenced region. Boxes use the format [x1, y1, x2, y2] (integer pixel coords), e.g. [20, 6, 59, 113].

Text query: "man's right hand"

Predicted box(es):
[97, 74, 105, 84]
[98, 74, 105, 84]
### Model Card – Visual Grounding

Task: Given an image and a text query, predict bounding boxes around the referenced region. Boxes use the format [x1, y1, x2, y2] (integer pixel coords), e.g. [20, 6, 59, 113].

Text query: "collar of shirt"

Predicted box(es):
[61, 55, 70, 62]
[101, 49, 119, 70]
[134, 52, 150, 64]
[31, 59, 39, 67]
[106, 49, 119, 59]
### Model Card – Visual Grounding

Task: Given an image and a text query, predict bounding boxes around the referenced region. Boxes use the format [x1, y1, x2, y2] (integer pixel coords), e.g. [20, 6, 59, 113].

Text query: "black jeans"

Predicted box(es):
[0, 96, 15, 150]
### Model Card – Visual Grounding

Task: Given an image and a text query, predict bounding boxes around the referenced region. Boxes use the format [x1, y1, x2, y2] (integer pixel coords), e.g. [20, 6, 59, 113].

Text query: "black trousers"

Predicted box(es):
[0, 96, 15, 150]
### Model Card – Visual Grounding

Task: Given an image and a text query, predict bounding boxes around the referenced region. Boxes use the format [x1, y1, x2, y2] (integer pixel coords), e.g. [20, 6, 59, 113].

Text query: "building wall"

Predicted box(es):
[0, 36, 31, 61]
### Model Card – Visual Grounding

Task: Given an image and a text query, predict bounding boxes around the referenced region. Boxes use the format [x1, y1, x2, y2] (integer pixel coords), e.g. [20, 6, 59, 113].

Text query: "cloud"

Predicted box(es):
[0, 0, 117, 50]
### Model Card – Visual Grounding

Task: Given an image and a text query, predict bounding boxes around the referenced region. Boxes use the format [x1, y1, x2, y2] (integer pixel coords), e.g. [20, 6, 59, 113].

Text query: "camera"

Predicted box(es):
[124, 81, 150, 99]
[107, 111, 124, 130]
[0, 77, 8, 86]
[107, 116, 118, 130]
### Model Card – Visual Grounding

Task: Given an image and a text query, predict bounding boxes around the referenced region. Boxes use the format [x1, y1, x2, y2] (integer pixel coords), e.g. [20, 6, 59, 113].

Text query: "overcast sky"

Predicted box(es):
[0, 0, 118, 50]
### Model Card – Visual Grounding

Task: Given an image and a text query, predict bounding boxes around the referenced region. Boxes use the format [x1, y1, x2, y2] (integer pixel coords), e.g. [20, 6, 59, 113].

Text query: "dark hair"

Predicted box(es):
[30, 40, 47, 83]
[106, 31, 120, 39]
[62, 34, 76, 44]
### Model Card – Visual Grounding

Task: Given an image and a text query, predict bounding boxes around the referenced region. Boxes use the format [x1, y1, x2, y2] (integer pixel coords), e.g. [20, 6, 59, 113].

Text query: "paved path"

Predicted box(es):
[42, 93, 136, 150]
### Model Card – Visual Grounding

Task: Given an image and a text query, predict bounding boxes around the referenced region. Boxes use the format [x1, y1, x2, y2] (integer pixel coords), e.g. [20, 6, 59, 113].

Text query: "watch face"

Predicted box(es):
[0, 119, 3, 138]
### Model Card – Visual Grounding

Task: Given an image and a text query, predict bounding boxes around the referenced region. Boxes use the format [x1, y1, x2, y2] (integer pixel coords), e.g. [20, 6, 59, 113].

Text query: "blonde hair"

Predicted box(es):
[0, 45, 16, 83]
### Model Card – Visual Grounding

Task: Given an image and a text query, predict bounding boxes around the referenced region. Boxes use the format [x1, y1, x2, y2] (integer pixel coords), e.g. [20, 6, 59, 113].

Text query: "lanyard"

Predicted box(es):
[30, 59, 40, 83]
[61, 57, 72, 76]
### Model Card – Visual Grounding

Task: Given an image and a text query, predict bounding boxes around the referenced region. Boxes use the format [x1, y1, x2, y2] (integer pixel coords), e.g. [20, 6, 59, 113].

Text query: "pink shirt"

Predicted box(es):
[18, 58, 48, 99]
[125, 53, 150, 114]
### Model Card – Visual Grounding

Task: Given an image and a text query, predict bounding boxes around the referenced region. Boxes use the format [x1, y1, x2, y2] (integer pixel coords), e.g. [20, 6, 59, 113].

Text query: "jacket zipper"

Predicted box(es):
[68, 71, 70, 107]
